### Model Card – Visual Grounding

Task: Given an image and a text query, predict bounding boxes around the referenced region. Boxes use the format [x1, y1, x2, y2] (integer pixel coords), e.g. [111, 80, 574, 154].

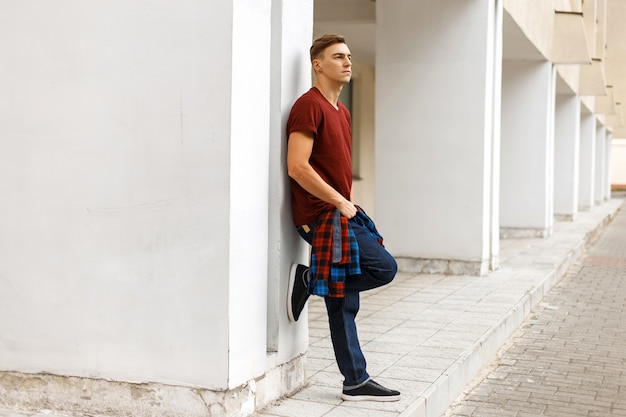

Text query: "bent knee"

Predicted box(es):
[386, 258, 398, 283]
[368, 257, 397, 284]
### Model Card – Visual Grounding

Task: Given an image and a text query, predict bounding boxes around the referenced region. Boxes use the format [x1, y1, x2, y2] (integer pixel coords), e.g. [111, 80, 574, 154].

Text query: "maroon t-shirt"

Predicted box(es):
[287, 87, 352, 226]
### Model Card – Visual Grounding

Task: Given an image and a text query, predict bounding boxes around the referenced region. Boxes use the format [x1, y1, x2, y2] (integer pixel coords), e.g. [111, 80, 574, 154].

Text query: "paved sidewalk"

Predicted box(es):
[253, 199, 623, 417]
[0, 411, 74, 417]
[0, 198, 622, 417]
[442, 196, 626, 416]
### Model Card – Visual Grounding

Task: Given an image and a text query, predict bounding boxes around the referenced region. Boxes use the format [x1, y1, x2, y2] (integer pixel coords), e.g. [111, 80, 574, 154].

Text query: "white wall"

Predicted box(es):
[501, 60, 555, 232]
[267, 0, 313, 362]
[0, 0, 272, 391]
[579, 111, 596, 208]
[553, 93, 580, 217]
[595, 125, 607, 203]
[228, 0, 272, 389]
[375, 0, 501, 273]
[611, 139, 626, 186]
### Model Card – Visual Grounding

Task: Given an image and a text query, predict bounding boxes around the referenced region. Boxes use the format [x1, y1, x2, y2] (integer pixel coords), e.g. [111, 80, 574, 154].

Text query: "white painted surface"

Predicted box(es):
[554, 94, 581, 217]
[0, 0, 276, 391]
[595, 125, 607, 203]
[611, 139, 626, 185]
[228, 0, 272, 389]
[579, 113, 597, 209]
[501, 60, 555, 231]
[267, 0, 312, 362]
[604, 134, 613, 198]
[375, 0, 500, 267]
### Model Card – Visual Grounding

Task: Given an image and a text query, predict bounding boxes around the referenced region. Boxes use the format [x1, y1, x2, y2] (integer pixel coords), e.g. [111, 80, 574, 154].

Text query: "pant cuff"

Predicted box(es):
[342, 375, 371, 390]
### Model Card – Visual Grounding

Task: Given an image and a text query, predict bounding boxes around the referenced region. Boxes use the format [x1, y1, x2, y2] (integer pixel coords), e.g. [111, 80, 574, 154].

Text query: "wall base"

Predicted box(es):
[555, 213, 577, 222]
[500, 226, 553, 238]
[0, 355, 307, 417]
[396, 257, 490, 276]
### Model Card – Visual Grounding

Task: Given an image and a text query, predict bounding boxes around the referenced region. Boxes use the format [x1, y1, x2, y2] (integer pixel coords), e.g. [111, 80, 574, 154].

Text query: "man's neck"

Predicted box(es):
[315, 80, 344, 109]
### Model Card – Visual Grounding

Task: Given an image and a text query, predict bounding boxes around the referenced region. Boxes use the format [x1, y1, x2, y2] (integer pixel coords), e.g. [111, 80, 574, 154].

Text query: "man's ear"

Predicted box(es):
[312, 58, 322, 72]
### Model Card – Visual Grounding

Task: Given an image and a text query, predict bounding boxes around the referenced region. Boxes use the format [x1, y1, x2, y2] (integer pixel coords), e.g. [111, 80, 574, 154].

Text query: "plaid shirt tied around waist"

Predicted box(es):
[309, 207, 384, 298]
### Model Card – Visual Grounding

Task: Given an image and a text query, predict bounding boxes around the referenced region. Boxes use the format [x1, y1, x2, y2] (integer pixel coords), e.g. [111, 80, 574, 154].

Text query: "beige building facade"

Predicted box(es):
[0, 0, 624, 416]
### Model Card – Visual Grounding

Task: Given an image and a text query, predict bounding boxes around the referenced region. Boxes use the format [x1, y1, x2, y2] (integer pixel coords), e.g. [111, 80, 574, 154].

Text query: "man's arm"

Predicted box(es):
[287, 130, 357, 219]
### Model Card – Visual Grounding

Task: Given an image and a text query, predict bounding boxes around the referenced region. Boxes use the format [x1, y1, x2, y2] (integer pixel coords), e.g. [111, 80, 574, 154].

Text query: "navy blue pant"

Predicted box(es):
[297, 216, 397, 387]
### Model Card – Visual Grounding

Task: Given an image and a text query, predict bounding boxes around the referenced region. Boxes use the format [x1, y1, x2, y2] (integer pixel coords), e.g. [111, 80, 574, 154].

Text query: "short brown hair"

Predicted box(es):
[310, 34, 346, 62]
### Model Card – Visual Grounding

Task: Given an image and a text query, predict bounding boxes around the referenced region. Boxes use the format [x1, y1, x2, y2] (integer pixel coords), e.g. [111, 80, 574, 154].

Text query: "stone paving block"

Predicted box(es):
[289, 383, 342, 406]
[384, 366, 442, 383]
[442, 198, 626, 417]
[543, 404, 588, 416]
[306, 370, 343, 388]
[363, 340, 416, 355]
[322, 406, 399, 417]
[257, 398, 335, 417]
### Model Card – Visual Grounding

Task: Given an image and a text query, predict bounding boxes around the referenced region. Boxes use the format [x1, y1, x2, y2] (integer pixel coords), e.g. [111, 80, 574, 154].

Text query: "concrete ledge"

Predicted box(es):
[0, 354, 307, 417]
[554, 213, 576, 221]
[500, 226, 553, 238]
[396, 257, 490, 277]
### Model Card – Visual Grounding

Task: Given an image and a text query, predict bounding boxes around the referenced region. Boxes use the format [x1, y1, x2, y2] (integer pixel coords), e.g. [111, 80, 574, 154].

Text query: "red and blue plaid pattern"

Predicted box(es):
[309, 207, 383, 298]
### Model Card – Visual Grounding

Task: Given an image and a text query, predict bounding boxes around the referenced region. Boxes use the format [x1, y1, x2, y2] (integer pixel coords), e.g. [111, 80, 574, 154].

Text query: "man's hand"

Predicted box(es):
[337, 199, 357, 219]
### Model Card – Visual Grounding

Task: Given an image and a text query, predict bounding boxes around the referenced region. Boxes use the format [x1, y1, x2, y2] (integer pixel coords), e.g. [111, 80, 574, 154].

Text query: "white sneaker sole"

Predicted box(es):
[341, 393, 401, 402]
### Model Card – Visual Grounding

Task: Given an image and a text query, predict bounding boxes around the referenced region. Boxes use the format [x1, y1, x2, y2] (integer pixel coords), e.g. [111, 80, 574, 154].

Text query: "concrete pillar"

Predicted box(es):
[579, 111, 596, 209]
[228, 0, 272, 390]
[500, 61, 556, 238]
[0, 0, 287, 415]
[604, 132, 613, 199]
[595, 124, 607, 204]
[553, 93, 581, 220]
[266, 0, 311, 363]
[375, 0, 502, 276]
[611, 139, 626, 188]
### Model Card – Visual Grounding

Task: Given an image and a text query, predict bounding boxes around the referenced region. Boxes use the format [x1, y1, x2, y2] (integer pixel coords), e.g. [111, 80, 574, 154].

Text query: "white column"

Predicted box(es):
[595, 124, 607, 204]
[228, 0, 272, 389]
[375, 0, 502, 276]
[579, 112, 596, 209]
[553, 94, 581, 220]
[490, 2, 503, 271]
[604, 132, 613, 199]
[267, 0, 312, 361]
[611, 139, 626, 189]
[0, 0, 272, 397]
[500, 61, 556, 238]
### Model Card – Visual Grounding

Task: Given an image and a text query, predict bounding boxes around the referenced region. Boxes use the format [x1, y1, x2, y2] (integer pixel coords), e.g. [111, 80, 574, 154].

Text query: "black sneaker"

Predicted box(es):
[287, 264, 310, 322]
[341, 380, 401, 402]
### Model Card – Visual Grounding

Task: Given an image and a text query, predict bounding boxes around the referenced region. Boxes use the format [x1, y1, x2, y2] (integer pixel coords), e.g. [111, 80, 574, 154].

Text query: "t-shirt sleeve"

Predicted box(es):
[287, 96, 322, 137]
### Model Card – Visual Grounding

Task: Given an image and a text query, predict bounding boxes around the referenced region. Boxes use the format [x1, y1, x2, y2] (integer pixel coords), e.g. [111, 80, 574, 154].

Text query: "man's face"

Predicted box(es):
[314, 42, 352, 84]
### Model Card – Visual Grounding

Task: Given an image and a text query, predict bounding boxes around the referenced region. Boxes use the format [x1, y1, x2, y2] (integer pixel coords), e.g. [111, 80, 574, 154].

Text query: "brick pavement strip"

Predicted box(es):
[442, 201, 626, 417]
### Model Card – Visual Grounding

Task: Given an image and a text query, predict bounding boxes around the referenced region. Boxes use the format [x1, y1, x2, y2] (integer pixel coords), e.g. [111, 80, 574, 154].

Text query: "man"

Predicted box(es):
[286, 34, 401, 402]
